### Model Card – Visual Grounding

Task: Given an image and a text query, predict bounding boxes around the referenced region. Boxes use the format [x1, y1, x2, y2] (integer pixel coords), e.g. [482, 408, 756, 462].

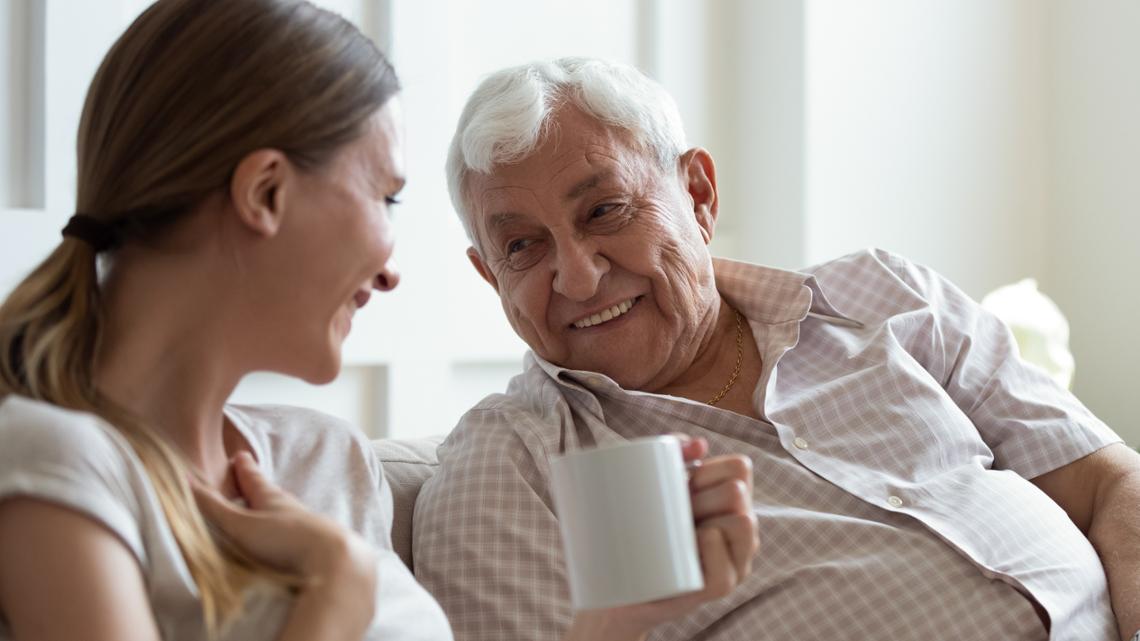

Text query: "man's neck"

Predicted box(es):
[654, 299, 764, 419]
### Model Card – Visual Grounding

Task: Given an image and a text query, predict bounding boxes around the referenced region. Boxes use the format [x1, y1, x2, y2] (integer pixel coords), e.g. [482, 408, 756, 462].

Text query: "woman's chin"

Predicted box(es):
[294, 345, 342, 385]
[307, 367, 339, 385]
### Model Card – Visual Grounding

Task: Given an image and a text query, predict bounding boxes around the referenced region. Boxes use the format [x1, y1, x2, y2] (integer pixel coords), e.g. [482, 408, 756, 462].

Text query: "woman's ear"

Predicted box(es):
[229, 149, 290, 237]
[678, 147, 719, 244]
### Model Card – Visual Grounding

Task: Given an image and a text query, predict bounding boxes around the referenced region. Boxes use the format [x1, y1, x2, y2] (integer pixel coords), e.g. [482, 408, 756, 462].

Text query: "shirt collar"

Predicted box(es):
[530, 257, 862, 393]
[712, 257, 862, 328]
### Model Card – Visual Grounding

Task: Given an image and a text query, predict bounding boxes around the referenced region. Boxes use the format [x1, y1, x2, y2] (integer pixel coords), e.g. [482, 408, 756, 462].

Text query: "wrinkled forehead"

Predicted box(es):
[468, 110, 658, 208]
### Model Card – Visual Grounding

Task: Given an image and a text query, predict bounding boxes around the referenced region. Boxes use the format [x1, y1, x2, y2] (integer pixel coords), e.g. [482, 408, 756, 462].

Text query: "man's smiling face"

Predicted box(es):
[464, 105, 721, 392]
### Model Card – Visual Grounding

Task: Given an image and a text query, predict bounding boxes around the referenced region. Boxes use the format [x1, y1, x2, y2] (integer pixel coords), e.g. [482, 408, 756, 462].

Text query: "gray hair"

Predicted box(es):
[446, 57, 688, 240]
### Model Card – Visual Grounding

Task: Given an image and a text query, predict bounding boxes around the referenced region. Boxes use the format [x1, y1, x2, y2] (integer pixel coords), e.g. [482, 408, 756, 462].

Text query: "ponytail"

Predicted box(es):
[0, 240, 101, 401]
[0, 238, 269, 632]
[0, 0, 399, 633]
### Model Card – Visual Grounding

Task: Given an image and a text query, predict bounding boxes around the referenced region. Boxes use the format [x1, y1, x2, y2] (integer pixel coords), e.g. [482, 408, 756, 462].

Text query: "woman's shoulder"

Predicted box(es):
[227, 402, 359, 436]
[0, 395, 134, 473]
[0, 394, 148, 561]
[225, 403, 385, 530]
[225, 403, 372, 468]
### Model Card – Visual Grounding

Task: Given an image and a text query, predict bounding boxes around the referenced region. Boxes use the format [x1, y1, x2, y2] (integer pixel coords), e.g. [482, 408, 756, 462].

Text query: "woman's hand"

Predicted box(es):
[193, 452, 377, 583]
[192, 452, 379, 640]
[565, 436, 759, 641]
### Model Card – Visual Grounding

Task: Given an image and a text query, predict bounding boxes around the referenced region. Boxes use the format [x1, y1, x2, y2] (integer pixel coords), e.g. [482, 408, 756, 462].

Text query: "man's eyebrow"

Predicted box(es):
[487, 211, 526, 233]
[564, 171, 615, 201]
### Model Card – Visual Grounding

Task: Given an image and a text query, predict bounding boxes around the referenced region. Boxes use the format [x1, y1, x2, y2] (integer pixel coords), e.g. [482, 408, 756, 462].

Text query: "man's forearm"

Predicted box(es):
[1089, 468, 1140, 641]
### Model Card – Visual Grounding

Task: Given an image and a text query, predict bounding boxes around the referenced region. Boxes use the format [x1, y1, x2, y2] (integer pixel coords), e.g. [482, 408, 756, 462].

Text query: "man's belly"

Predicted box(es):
[650, 456, 1114, 641]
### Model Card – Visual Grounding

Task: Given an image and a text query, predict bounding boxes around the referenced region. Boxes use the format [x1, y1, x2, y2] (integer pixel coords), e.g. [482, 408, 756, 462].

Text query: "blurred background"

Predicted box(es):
[1, 0, 1136, 442]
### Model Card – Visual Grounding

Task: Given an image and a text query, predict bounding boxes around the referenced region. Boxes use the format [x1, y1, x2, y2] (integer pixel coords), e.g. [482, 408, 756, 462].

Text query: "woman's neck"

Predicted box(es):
[94, 247, 248, 488]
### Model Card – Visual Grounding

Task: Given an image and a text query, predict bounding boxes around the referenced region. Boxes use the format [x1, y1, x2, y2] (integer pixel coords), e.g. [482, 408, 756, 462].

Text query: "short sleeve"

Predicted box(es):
[0, 396, 145, 562]
[363, 439, 396, 550]
[870, 249, 1122, 478]
[227, 403, 455, 641]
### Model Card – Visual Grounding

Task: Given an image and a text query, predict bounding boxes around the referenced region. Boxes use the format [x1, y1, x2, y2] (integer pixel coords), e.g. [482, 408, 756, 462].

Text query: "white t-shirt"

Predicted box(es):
[0, 395, 453, 641]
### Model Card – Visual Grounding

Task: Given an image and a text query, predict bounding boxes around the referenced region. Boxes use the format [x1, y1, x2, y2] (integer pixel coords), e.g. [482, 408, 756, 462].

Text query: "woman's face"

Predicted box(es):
[265, 99, 405, 384]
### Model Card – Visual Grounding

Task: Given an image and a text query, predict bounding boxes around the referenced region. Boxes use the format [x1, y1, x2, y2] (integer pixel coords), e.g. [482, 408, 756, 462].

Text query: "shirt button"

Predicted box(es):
[887, 495, 904, 508]
[793, 437, 809, 450]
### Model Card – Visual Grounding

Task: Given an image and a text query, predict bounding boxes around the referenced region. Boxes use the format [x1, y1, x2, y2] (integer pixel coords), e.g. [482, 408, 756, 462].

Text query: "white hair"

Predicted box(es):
[446, 57, 688, 240]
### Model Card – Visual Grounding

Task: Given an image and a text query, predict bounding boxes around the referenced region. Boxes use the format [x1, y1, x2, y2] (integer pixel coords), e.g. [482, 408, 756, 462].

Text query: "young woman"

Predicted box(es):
[0, 1, 758, 640]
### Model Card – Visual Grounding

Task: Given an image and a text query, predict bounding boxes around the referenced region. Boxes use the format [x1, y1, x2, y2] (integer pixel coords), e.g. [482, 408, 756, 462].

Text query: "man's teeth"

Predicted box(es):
[573, 298, 636, 329]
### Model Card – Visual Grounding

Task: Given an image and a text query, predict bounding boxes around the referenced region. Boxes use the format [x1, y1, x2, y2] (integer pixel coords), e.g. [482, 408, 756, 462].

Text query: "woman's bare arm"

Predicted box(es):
[2, 484, 377, 641]
[0, 498, 163, 641]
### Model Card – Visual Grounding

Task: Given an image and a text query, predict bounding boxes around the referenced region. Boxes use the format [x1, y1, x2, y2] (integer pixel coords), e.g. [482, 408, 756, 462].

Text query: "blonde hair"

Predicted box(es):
[0, 0, 398, 634]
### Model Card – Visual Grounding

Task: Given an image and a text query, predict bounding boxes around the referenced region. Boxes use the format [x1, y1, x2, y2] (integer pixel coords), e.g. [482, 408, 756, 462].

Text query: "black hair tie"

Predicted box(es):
[61, 214, 119, 253]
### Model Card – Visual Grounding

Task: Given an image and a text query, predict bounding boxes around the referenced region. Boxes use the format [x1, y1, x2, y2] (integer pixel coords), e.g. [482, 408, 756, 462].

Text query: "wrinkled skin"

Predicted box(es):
[465, 105, 728, 393]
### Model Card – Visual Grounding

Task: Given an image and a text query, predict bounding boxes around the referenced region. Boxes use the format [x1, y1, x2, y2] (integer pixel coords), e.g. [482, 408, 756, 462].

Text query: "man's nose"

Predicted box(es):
[374, 258, 400, 292]
[552, 239, 608, 302]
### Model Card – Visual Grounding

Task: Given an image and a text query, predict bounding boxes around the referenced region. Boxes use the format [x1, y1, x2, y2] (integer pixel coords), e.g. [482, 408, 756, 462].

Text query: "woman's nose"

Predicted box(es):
[375, 259, 400, 292]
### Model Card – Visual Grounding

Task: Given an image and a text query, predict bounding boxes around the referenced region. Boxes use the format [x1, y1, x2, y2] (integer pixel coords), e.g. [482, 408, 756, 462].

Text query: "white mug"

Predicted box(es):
[549, 435, 704, 610]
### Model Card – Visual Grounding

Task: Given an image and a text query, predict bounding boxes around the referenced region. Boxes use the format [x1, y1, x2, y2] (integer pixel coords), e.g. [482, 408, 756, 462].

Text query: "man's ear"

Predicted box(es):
[230, 149, 290, 238]
[678, 147, 718, 245]
[467, 246, 499, 293]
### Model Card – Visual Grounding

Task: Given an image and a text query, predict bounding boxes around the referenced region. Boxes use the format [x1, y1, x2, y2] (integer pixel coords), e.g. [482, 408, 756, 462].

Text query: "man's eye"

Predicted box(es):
[503, 237, 544, 271]
[590, 204, 620, 219]
[507, 238, 532, 255]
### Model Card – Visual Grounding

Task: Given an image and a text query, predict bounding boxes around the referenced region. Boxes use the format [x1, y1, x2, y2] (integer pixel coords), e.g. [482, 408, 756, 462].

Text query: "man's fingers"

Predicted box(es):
[690, 455, 753, 492]
[695, 526, 738, 600]
[677, 435, 709, 464]
[695, 513, 759, 580]
[691, 477, 750, 520]
[687, 453, 758, 586]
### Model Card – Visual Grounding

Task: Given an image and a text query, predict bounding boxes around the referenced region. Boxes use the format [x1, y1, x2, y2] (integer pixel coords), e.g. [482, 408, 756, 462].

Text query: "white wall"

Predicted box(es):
[704, 1, 807, 268]
[370, 0, 643, 437]
[1044, 0, 1140, 443]
[0, 0, 651, 439]
[702, 0, 1051, 298]
[0, 1, 44, 210]
[803, 0, 1048, 298]
[1, 0, 141, 293]
[705, 0, 1135, 441]
[3, 0, 1134, 442]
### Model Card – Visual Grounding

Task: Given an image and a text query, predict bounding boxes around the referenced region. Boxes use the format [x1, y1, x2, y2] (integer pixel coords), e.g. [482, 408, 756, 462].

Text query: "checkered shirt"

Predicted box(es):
[414, 248, 1120, 641]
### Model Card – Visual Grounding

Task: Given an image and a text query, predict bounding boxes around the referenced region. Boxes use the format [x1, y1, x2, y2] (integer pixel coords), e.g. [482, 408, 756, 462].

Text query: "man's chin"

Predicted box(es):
[559, 357, 653, 391]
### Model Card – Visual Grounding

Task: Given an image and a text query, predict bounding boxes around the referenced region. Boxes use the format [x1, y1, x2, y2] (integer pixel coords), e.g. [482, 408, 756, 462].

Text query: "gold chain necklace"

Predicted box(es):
[706, 309, 744, 406]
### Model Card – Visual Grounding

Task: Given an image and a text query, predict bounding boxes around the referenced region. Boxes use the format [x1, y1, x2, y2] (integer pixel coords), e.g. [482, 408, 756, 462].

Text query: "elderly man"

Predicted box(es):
[414, 57, 1138, 641]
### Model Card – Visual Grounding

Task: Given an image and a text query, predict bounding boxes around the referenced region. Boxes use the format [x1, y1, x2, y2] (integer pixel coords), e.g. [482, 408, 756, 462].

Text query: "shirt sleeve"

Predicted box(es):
[873, 249, 1122, 479]
[342, 425, 395, 551]
[413, 406, 572, 641]
[0, 399, 145, 562]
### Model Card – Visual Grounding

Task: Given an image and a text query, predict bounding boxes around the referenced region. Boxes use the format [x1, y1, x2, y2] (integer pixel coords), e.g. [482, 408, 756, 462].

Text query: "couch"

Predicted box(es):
[372, 436, 444, 570]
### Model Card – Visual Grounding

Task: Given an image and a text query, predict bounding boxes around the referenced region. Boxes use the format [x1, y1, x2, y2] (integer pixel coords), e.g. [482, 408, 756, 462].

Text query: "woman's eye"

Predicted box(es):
[385, 195, 402, 206]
